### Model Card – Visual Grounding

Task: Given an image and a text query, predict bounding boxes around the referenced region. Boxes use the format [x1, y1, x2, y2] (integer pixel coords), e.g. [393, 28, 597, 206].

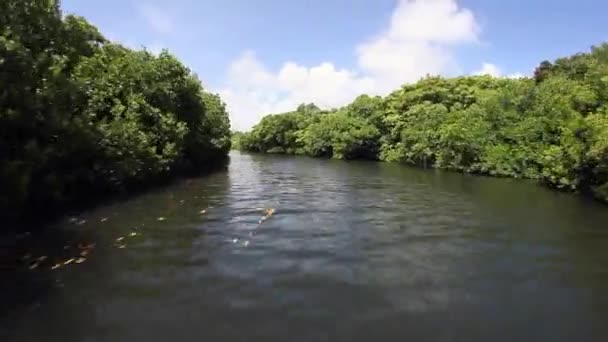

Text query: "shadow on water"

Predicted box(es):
[11, 157, 231, 233]
[2, 159, 232, 341]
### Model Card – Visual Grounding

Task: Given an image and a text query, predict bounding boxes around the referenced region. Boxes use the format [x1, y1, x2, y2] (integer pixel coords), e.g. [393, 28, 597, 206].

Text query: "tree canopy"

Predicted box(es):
[237, 44, 608, 203]
[1, 0, 231, 224]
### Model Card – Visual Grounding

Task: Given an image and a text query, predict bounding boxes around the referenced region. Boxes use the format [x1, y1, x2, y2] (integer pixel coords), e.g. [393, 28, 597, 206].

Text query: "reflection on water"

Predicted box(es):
[4, 152, 608, 342]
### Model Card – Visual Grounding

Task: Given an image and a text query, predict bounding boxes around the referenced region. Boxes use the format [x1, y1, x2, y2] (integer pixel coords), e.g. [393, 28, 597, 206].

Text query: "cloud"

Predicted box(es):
[384, 0, 479, 43]
[474, 63, 502, 77]
[473, 62, 525, 78]
[219, 0, 482, 131]
[357, 0, 479, 90]
[103, 31, 166, 57]
[140, 4, 175, 35]
[219, 51, 376, 130]
[507, 72, 525, 79]
[146, 42, 166, 55]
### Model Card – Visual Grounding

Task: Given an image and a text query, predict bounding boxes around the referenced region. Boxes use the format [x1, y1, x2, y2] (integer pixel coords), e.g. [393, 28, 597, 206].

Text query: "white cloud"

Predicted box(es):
[140, 4, 175, 35]
[220, 0, 483, 131]
[357, 0, 478, 90]
[385, 0, 479, 43]
[103, 31, 165, 56]
[219, 52, 376, 130]
[507, 72, 525, 79]
[146, 42, 165, 55]
[474, 62, 502, 77]
[473, 62, 525, 78]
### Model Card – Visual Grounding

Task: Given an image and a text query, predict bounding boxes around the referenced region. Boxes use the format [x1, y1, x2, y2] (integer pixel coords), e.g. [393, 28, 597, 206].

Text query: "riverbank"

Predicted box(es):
[1, 1, 232, 230]
[235, 44, 608, 204]
[7, 157, 230, 236]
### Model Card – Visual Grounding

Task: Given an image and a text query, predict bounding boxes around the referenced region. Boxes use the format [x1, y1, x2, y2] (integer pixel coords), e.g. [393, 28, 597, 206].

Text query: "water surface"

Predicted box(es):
[5, 152, 608, 341]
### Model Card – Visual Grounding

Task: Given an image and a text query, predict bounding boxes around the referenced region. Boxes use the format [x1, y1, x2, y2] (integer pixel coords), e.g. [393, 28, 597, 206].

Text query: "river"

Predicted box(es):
[5, 152, 608, 341]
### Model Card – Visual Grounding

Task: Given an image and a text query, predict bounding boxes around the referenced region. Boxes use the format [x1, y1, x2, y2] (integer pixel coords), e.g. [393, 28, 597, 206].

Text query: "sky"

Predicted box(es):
[62, 0, 608, 131]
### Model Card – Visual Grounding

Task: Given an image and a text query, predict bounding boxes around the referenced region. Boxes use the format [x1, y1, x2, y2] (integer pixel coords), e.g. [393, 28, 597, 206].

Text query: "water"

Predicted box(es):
[5, 152, 608, 341]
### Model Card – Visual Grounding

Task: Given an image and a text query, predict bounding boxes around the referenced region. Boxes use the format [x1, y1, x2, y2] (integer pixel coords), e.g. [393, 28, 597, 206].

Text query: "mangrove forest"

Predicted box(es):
[235, 44, 608, 203]
[1, 0, 231, 226]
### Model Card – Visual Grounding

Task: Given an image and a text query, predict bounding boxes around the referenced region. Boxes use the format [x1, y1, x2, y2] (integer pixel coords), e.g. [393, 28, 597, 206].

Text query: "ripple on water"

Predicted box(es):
[7, 152, 608, 342]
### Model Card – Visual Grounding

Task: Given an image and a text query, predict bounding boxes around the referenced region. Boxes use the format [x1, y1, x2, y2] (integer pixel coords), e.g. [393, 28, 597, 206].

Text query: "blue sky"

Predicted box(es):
[62, 0, 608, 130]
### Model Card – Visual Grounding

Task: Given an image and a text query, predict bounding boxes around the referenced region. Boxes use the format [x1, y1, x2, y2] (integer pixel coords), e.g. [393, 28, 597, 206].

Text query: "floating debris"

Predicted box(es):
[68, 217, 78, 224]
[242, 240, 250, 247]
[179, 200, 185, 204]
[78, 243, 96, 250]
[100, 217, 108, 222]
[63, 258, 75, 265]
[76, 219, 87, 225]
[28, 261, 40, 270]
[114, 236, 128, 249]
[51, 264, 62, 270]
[75, 257, 86, 264]
[258, 208, 276, 225]
[37, 256, 48, 262]
[80, 250, 90, 257]
[232, 238, 239, 243]
[199, 209, 207, 214]
[157, 217, 166, 222]
[129, 232, 138, 237]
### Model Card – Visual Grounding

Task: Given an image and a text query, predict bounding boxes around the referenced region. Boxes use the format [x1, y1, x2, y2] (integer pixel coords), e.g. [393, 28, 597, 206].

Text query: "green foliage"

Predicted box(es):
[230, 131, 247, 150]
[238, 104, 324, 155]
[238, 44, 608, 203]
[0, 0, 231, 223]
[299, 111, 379, 159]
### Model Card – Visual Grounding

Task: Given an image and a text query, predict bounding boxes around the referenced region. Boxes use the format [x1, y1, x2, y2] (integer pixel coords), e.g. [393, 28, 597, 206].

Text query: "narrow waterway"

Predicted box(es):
[5, 152, 608, 341]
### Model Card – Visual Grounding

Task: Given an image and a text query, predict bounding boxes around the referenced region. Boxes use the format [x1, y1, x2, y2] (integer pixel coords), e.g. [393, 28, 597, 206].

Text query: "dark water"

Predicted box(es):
[5, 152, 608, 341]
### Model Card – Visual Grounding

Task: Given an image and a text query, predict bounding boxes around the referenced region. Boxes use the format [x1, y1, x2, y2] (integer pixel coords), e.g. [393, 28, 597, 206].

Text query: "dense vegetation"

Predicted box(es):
[237, 44, 608, 203]
[1, 0, 231, 225]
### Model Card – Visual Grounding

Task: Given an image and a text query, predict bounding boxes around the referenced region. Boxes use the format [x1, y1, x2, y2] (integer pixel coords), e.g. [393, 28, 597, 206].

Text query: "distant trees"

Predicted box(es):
[237, 44, 608, 203]
[1, 0, 231, 223]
